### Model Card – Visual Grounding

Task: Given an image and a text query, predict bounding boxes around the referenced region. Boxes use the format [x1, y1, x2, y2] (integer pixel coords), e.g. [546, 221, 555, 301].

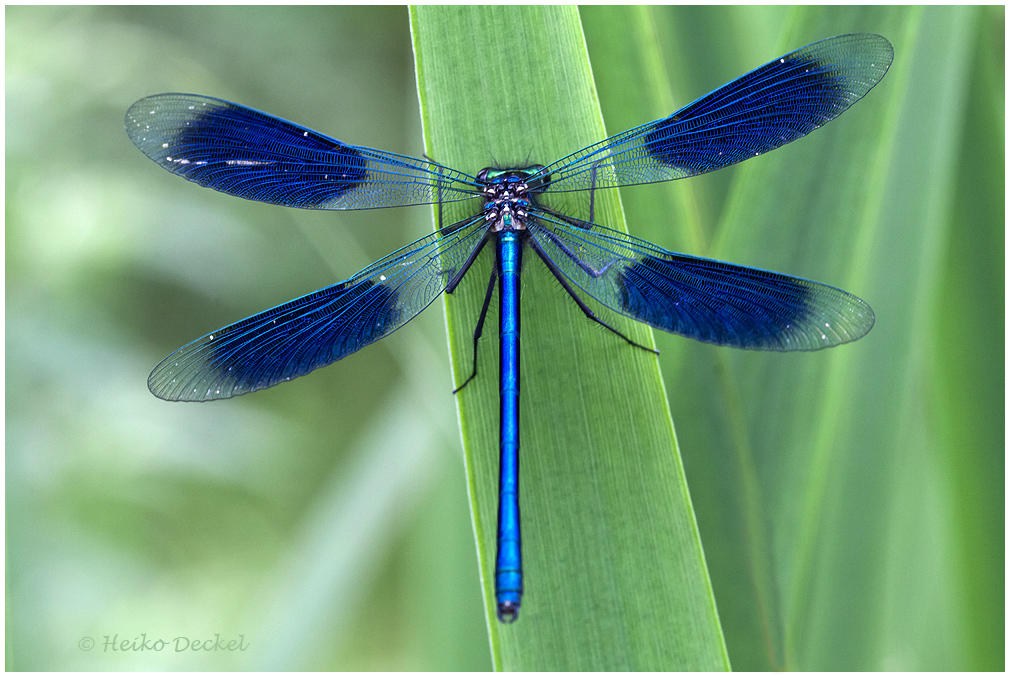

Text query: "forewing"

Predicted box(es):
[529, 215, 874, 351]
[539, 33, 892, 193]
[126, 94, 480, 209]
[149, 217, 489, 400]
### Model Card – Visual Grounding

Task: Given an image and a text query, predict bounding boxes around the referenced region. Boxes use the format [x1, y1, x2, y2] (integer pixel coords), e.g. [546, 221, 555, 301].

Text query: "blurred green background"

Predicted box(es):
[6, 5, 1003, 670]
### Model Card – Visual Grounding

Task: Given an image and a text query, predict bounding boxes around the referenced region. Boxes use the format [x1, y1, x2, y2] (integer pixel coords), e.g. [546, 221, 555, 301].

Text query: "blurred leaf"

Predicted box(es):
[586, 4, 1003, 671]
[6, 6, 482, 671]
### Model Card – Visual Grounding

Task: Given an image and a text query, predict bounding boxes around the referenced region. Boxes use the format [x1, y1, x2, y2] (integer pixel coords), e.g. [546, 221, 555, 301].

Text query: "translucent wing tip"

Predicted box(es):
[812, 33, 894, 93]
[124, 93, 218, 151]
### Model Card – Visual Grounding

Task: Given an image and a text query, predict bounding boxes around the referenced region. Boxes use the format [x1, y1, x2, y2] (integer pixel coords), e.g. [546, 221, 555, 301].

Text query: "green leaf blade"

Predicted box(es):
[411, 5, 727, 671]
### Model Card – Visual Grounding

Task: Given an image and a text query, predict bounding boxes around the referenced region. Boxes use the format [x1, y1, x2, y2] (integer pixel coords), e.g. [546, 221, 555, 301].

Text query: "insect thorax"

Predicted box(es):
[478, 165, 547, 233]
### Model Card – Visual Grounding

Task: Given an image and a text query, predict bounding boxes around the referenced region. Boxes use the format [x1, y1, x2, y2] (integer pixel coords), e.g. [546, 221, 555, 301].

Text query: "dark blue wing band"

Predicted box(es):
[149, 216, 489, 400]
[529, 214, 873, 351]
[126, 94, 481, 210]
[539, 34, 893, 193]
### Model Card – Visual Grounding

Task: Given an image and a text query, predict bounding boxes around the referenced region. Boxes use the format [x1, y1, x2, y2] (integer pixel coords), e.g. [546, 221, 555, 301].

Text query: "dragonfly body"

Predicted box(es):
[127, 34, 891, 622]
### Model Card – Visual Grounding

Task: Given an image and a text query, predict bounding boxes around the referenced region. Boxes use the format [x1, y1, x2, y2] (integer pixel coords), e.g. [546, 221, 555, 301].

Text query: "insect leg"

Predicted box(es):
[454, 265, 498, 393]
[527, 235, 657, 355]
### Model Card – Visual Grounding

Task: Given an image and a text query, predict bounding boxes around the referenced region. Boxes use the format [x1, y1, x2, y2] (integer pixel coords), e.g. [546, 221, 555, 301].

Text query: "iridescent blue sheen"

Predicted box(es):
[495, 231, 523, 623]
[128, 34, 892, 622]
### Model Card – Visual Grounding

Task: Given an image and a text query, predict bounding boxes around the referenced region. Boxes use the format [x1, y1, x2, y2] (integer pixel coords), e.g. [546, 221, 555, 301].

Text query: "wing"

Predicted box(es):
[149, 217, 489, 401]
[529, 214, 873, 351]
[538, 33, 892, 193]
[126, 94, 481, 209]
